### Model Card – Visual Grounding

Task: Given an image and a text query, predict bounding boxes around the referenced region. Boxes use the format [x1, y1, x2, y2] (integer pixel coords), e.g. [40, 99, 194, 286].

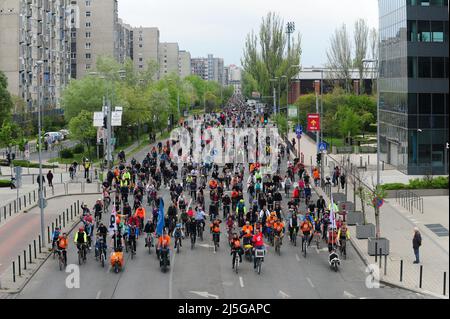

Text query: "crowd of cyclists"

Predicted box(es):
[50, 97, 351, 274]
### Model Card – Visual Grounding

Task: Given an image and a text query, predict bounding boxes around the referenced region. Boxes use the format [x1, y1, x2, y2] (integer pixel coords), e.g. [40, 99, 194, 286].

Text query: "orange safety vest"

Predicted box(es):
[242, 225, 253, 237]
[135, 207, 146, 219]
[158, 235, 171, 247]
[301, 222, 311, 232]
[58, 237, 68, 249]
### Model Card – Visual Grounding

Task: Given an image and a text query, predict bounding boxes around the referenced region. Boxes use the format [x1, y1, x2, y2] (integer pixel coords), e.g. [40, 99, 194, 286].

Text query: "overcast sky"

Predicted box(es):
[118, 0, 378, 68]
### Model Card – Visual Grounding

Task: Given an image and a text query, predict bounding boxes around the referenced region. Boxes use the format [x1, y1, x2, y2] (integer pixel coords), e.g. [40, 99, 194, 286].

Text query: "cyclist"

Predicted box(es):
[94, 232, 107, 260]
[313, 216, 323, 242]
[51, 227, 61, 251]
[74, 227, 88, 260]
[236, 199, 247, 227]
[300, 218, 312, 251]
[273, 218, 285, 243]
[251, 228, 265, 269]
[156, 230, 171, 262]
[56, 232, 68, 266]
[265, 212, 277, 240]
[210, 218, 222, 247]
[134, 204, 146, 233]
[173, 223, 184, 249]
[241, 221, 253, 246]
[128, 223, 137, 254]
[337, 223, 350, 252]
[288, 211, 299, 242]
[327, 227, 339, 253]
[230, 233, 243, 268]
[194, 207, 207, 232]
[93, 199, 103, 223]
[144, 219, 155, 247]
[97, 222, 108, 242]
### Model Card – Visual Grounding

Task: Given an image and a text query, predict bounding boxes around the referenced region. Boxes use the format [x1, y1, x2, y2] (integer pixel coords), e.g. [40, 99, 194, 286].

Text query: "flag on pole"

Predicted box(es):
[329, 194, 337, 229]
[156, 197, 165, 236]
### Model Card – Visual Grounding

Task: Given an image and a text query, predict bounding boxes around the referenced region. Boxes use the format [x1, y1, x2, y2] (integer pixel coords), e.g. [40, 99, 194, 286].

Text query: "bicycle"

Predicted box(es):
[314, 231, 321, 249]
[57, 249, 66, 271]
[197, 222, 204, 241]
[128, 237, 136, 259]
[145, 233, 153, 255]
[77, 244, 87, 265]
[254, 248, 265, 275]
[232, 250, 240, 274]
[290, 227, 298, 246]
[302, 234, 309, 258]
[212, 232, 220, 252]
[274, 234, 282, 255]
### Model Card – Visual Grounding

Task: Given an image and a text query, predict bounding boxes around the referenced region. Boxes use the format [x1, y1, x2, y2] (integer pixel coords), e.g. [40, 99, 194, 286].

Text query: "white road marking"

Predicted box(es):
[278, 290, 290, 298]
[315, 248, 320, 254]
[295, 254, 300, 262]
[189, 291, 219, 299]
[239, 276, 244, 288]
[306, 277, 315, 288]
[343, 290, 357, 299]
[96, 290, 101, 299]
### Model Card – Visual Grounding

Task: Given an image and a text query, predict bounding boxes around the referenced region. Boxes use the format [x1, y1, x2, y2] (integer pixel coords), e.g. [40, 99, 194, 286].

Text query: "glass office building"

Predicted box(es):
[378, 0, 449, 175]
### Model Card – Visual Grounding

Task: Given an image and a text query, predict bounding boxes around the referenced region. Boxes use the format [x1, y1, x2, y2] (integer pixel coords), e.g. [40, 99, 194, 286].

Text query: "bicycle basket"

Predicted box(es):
[255, 249, 265, 258]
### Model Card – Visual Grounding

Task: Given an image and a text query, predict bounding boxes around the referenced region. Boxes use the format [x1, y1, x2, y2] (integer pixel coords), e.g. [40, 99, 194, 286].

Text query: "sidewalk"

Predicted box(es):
[288, 132, 449, 298]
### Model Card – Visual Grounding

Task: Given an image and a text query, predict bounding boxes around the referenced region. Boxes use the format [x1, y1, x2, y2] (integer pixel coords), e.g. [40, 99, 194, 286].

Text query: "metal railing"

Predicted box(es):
[396, 190, 424, 214]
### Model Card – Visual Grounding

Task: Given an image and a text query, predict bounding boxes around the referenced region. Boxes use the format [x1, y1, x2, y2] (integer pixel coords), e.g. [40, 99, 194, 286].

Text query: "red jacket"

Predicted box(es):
[252, 233, 264, 247]
[292, 188, 300, 199]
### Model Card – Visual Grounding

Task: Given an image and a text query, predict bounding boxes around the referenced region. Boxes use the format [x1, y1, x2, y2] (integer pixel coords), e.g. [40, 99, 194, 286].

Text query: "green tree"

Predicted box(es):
[68, 110, 97, 159]
[241, 12, 302, 99]
[0, 71, 13, 127]
[336, 105, 361, 138]
[0, 121, 22, 152]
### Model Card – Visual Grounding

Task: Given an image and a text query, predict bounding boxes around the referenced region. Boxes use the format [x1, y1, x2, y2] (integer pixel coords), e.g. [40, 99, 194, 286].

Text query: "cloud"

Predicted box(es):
[118, 0, 378, 67]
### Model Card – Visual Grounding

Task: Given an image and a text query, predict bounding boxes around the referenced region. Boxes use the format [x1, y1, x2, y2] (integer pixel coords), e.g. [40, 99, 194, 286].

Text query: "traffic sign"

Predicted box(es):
[319, 142, 327, 152]
[38, 198, 47, 209]
[295, 124, 303, 139]
[14, 166, 22, 188]
[307, 114, 320, 131]
[111, 111, 122, 126]
[93, 112, 104, 127]
[372, 197, 384, 208]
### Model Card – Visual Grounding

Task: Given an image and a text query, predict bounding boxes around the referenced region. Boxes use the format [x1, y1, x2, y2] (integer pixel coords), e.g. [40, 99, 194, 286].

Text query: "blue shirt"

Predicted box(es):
[195, 210, 206, 221]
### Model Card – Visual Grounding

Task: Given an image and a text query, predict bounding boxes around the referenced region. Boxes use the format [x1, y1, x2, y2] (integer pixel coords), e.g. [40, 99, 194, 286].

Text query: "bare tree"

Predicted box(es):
[353, 19, 369, 95]
[326, 24, 353, 93]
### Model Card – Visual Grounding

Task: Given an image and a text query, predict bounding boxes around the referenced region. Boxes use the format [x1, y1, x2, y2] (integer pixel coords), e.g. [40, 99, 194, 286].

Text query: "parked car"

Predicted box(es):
[59, 129, 70, 138]
[43, 132, 64, 142]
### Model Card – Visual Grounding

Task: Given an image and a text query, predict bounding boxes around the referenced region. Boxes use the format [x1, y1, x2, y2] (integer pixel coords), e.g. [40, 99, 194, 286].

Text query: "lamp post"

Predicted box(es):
[280, 75, 287, 113]
[35, 60, 45, 248]
[270, 78, 278, 115]
[363, 58, 381, 238]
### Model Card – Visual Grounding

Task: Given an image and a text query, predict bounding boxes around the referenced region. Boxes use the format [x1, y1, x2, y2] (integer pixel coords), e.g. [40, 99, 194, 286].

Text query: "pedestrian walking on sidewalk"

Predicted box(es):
[47, 170, 54, 187]
[413, 227, 422, 264]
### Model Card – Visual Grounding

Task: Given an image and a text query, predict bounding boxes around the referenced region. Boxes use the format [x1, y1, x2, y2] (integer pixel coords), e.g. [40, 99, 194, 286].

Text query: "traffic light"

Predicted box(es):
[264, 113, 268, 124]
[316, 153, 322, 165]
[103, 116, 108, 129]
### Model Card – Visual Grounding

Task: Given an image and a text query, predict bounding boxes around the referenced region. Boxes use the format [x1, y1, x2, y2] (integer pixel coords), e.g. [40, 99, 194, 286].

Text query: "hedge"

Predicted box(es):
[382, 176, 449, 190]
[0, 180, 12, 188]
[11, 160, 57, 169]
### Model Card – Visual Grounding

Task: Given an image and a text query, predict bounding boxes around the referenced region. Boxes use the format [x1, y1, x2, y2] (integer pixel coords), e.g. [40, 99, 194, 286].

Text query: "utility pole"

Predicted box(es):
[273, 86, 277, 115]
[107, 98, 112, 169]
[36, 60, 45, 248]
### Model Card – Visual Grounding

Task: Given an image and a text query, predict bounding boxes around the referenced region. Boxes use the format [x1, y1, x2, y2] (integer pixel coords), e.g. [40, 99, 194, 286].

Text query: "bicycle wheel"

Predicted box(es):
[257, 259, 262, 275]
[235, 257, 239, 274]
[59, 256, 64, 271]
[303, 239, 307, 258]
[78, 251, 82, 265]
[101, 252, 105, 268]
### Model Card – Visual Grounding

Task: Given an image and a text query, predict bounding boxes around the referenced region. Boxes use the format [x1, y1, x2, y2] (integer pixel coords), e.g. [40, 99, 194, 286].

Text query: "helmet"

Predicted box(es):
[271, 212, 276, 217]
[240, 199, 244, 203]
[79, 227, 84, 232]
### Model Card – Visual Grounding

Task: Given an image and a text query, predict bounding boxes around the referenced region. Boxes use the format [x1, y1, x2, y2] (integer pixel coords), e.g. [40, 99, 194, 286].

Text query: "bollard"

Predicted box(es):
[382, 161, 385, 171]
[10, 202, 12, 216]
[13, 261, 16, 282]
[71, 208, 73, 220]
[34, 240, 37, 259]
[18, 256, 21, 276]
[29, 193, 31, 204]
[66, 208, 69, 222]
[444, 272, 447, 296]
[63, 212, 66, 228]
[33, 190, 36, 202]
[379, 248, 382, 269]
[375, 242, 378, 262]
[368, 155, 370, 166]
[61, 173, 63, 184]
[23, 250, 27, 270]
[384, 255, 387, 275]
[44, 187, 47, 198]
[48, 226, 51, 244]
[360, 156, 362, 167]
[51, 222, 54, 234]
[59, 215, 61, 227]
[77, 200, 80, 214]
[24, 195, 26, 207]
[39, 235, 42, 253]
[19, 198, 21, 211]
[419, 265, 423, 289]
[29, 244, 32, 263]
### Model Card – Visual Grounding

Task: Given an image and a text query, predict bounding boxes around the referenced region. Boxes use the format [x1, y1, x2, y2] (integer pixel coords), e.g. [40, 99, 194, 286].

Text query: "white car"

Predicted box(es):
[59, 129, 69, 138]
[44, 132, 64, 142]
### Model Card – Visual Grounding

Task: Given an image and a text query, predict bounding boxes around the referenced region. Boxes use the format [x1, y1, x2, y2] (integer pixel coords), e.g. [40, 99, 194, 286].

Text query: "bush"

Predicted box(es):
[60, 148, 74, 159]
[71, 144, 84, 154]
[11, 160, 56, 169]
[382, 176, 449, 190]
[0, 180, 12, 188]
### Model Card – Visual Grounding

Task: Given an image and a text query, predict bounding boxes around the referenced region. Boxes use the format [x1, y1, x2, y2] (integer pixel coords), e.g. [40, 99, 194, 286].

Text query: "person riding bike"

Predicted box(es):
[56, 232, 68, 266]
[300, 218, 312, 251]
[173, 223, 184, 249]
[273, 218, 285, 243]
[235, 199, 247, 227]
[230, 233, 243, 267]
[337, 223, 350, 251]
[327, 227, 339, 253]
[210, 218, 222, 247]
[251, 228, 265, 269]
[156, 230, 171, 262]
[93, 199, 103, 223]
[288, 210, 299, 242]
[265, 212, 277, 240]
[144, 219, 155, 247]
[95, 232, 107, 259]
[241, 221, 254, 246]
[128, 223, 138, 253]
[74, 227, 88, 258]
[195, 207, 207, 232]
[51, 227, 61, 251]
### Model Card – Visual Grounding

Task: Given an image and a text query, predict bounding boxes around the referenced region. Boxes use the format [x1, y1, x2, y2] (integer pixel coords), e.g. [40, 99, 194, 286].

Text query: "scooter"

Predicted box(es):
[329, 250, 341, 272]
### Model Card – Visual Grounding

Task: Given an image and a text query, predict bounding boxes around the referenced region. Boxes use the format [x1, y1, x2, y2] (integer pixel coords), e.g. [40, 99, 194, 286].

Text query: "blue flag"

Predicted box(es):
[156, 197, 165, 236]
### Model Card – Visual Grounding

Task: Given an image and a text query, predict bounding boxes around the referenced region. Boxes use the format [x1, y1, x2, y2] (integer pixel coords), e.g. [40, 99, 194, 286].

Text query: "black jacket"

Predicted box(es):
[413, 232, 422, 249]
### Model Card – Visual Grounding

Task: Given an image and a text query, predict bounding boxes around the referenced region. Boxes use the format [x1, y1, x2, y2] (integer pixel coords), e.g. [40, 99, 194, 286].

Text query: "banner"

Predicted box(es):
[288, 105, 298, 118]
[307, 113, 320, 131]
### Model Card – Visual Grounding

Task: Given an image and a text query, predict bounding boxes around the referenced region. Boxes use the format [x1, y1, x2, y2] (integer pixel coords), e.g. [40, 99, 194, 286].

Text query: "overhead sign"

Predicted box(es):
[93, 112, 104, 127]
[288, 105, 298, 119]
[111, 111, 122, 126]
[307, 113, 320, 132]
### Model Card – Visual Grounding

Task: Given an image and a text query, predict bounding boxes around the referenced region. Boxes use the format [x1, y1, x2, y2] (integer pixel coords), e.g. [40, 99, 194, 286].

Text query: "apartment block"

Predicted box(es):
[159, 42, 179, 77]
[191, 54, 225, 84]
[133, 26, 159, 71]
[118, 18, 133, 64]
[191, 57, 208, 80]
[0, 0, 72, 111]
[178, 50, 191, 78]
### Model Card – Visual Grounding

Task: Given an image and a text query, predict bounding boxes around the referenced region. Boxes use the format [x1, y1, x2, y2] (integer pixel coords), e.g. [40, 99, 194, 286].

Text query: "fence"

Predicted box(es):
[395, 189, 424, 214]
[9, 200, 81, 286]
[0, 181, 101, 225]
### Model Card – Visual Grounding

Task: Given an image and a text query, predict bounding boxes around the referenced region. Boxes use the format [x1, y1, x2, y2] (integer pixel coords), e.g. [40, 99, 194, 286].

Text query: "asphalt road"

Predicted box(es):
[14, 126, 431, 299]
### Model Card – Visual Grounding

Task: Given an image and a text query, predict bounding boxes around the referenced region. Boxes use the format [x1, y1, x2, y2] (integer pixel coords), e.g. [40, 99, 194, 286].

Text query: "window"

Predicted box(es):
[86, 22, 91, 28]
[139, 58, 143, 62]
[419, 93, 432, 114]
[433, 94, 445, 114]
[71, 53, 76, 59]
[86, 64, 91, 70]
[408, 20, 418, 41]
[85, 0, 91, 6]
[139, 44, 142, 48]
[418, 21, 431, 42]
[408, 57, 418, 77]
[431, 21, 444, 42]
[86, 53, 91, 59]
[418, 57, 431, 77]
[85, 43, 91, 49]
[86, 11, 91, 17]
[85, 32, 91, 38]
[409, 93, 418, 114]
[432, 57, 445, 78]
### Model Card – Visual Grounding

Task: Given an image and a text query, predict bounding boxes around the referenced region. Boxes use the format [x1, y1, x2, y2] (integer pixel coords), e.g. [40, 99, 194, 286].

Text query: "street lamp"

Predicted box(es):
[280, 76, 287, 113]
[35, 60, 45, 248]
[269, 78, 278, 115]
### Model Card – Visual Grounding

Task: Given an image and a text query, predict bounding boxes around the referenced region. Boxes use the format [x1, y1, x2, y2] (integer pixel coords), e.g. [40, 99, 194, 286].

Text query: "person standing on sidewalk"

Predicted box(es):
[413, 227, 422, 264]
[84, 160, 91, 179]
[47, 170, 54, 188]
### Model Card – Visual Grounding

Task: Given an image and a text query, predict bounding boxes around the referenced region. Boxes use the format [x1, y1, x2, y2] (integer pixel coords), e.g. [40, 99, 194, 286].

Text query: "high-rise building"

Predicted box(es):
[178, 50, 191, 79]
[74, 0, 120, 78]
[158, 42, 179, 77]
[227, 64, 242, 94]
[191, 54, 225, 83]
[0, 0, 72, 111]
[378, 0, 449, 175]
[191, 57, 208, 79]
[133, 26, 159, 72]
[117, 18, 133, 64]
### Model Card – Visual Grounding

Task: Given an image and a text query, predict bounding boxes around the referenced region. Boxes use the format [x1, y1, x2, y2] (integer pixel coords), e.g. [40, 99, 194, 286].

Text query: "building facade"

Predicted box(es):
[158, 42, 179, 77]
[191, 54, 225, 83]
[378, 0, 449, 175]
[191, 57, 208, 79]
[0, 0, 72, 111]
[133, 26, 159, 72]
[178, 50, 191, 78]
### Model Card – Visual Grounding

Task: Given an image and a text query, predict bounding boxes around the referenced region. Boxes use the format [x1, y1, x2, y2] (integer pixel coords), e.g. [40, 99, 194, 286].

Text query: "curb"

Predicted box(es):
[0, 208, 83, 295]
[311, 184, 446, 300]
